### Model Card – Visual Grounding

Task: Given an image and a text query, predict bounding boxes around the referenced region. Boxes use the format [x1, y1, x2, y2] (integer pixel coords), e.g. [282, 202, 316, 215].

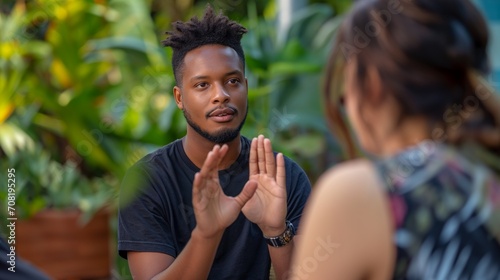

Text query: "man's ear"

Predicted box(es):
[173, 85, 183, 110]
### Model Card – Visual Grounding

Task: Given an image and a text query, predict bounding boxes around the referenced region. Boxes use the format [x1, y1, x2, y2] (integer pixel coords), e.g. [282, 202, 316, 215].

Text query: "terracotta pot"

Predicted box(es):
[16, 208, 111, 280]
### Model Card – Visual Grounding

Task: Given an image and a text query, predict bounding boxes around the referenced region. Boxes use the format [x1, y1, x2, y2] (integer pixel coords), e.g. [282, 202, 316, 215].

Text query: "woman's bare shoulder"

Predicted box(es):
[293, 158, 394, 280]
[315, 158, 384, 198]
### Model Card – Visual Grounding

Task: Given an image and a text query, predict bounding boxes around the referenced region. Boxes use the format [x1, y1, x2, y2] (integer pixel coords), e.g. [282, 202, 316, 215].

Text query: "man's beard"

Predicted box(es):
[182, 106, 247, 144]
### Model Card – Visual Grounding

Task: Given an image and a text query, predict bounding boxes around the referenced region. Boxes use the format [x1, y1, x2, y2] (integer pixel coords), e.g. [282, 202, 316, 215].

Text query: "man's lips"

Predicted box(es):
[208, 107, 236, 117]
[207, 107, 236, 123]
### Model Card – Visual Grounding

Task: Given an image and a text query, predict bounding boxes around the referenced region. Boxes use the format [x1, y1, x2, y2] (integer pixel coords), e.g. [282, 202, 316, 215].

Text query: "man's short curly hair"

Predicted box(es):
[162, 5, 247, 85]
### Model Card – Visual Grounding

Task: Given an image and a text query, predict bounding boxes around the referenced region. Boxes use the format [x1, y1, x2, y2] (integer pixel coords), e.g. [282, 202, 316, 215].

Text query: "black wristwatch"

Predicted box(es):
[264, 220, 295, 247]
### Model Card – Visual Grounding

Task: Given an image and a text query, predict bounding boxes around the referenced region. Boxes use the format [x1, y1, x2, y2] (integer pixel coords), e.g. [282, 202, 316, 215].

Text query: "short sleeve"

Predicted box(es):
[118, 165, 177, 259]
[285, 159, 312, 232]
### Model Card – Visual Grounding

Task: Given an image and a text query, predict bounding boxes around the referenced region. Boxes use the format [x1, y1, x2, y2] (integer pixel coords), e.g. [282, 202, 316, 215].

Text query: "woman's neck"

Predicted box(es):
[376, 117, 431, 157]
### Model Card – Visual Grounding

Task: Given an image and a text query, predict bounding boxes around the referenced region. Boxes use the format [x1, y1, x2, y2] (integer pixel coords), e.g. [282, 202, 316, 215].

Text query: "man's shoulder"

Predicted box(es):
[281, 153, 305, 173]
[120, 139, 185, 195]
[278, 152, 312, 189]
[130, 139, 183, 171]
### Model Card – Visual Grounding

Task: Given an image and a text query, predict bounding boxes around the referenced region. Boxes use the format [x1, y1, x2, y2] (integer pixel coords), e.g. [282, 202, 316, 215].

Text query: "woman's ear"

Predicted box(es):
[366, 66, 384, 105]
[173, 86, 183, 110]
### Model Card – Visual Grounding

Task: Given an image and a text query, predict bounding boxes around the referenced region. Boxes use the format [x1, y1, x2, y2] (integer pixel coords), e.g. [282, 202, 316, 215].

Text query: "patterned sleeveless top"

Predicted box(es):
[374, 141, 500, 279]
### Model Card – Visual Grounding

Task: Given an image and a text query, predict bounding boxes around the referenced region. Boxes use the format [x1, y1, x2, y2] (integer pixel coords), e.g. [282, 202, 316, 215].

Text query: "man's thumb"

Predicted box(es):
[235, 180, 257, 206]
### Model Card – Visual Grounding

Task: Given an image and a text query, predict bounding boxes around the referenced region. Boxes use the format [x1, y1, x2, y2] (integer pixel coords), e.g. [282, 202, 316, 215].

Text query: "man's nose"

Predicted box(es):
[212, 83, 230, 104]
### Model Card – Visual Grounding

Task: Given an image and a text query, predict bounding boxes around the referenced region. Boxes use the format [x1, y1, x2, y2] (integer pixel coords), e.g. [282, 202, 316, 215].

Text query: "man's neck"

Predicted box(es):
[182, 130, 242, 170]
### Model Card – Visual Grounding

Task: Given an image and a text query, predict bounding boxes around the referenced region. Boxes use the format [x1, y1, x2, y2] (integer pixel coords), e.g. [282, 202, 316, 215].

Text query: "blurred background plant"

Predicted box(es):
[0, 0, 185, 208]
[0, 142, 115, 222]
[1, 0, 498, 279]
[241, 1, 348, 181]
[0, 0, 184, 277]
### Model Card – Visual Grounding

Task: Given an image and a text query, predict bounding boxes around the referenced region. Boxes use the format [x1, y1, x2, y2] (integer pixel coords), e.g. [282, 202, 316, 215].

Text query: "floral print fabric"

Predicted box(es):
[375, 141, 500, 279]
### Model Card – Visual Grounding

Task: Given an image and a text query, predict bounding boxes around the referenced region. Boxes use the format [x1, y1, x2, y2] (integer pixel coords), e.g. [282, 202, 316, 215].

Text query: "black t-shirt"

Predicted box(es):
[118, 136, 311, 280]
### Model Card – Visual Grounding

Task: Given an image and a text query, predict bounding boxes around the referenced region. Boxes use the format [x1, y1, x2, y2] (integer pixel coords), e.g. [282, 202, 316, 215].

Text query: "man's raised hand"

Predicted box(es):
[242, 135, 287, 237]
[192, 144, 258, 239]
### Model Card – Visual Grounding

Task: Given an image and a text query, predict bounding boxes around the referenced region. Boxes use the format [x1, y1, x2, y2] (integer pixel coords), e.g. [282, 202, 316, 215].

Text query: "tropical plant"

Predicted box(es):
[1, 0, 185, 278]
[0, 142, 115, 223]
[0, 0, 188, 204]
[241, 2, 347, 181]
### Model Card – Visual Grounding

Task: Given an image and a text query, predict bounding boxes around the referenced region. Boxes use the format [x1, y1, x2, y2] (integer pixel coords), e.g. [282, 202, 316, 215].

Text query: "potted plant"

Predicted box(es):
[0, 143, 115, 280]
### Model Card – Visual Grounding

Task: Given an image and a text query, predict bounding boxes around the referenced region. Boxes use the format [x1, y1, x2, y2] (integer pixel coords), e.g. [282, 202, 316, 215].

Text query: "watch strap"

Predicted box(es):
[264, 220, 295, 247]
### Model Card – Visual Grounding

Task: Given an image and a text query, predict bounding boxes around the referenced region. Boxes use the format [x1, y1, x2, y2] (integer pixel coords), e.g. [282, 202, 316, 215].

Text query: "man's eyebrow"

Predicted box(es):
[189, 70, 244, 82]
[224, 70, 244, 77]
[190, 75, 210, 82]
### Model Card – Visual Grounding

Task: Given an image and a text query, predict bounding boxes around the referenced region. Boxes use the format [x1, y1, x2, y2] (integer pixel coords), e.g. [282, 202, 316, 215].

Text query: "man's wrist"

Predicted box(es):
[260, 223, 287, 237]
[263, 220, 295, 247]
[191, 226, 224, 242]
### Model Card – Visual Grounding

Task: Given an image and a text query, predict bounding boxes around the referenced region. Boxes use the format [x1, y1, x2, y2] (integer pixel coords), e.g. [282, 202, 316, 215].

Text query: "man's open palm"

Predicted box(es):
[192, 144, 257, 238]
[242, 135, 287, 236]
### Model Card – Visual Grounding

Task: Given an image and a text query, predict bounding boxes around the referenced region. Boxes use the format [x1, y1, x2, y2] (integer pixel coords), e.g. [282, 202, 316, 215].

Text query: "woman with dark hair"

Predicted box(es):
[291, 0, 500, 279]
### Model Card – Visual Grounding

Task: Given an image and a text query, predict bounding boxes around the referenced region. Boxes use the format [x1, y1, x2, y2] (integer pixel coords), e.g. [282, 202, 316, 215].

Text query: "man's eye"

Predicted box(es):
[228, 78, 240, 85]
[195, 82, 208, 88]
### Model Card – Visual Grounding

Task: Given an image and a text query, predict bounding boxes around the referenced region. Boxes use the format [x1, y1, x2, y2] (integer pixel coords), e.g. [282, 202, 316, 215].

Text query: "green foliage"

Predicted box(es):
[241, 2, 346, 180]
[0, 1, 184, 278]
[0, 143, 115, 223]
[311, 0, 352, 15]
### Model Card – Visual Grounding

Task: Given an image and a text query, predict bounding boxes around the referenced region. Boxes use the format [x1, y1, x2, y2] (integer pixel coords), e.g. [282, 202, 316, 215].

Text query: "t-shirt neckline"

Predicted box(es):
[176, 136, 250, 175]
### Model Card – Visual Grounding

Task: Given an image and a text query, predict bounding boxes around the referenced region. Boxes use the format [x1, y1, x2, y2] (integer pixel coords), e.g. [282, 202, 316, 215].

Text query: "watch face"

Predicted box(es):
[266, 221, 295, 247]
[283, 231, 293, 243]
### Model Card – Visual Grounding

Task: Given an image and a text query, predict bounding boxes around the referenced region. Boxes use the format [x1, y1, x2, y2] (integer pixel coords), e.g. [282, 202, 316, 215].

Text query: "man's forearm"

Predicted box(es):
[269, 240, 295, 280]
[152, 228, 223, 280]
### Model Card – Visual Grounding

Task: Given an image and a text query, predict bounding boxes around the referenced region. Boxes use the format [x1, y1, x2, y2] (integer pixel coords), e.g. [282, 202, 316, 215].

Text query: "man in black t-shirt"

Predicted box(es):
[118, 5, 311, 280]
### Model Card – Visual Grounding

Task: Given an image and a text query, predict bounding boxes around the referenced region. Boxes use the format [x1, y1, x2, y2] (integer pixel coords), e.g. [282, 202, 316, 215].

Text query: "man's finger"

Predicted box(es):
[199, 144, 227, 177]
[249, 137, 258, 176]
[257, 135, 266, 174]
[218, 144, 229, 159]
[264, 138, 275, 178]
[199, 149, 218, 177]
[192, 172, 204, 204]
[276, 153, 286, 189]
